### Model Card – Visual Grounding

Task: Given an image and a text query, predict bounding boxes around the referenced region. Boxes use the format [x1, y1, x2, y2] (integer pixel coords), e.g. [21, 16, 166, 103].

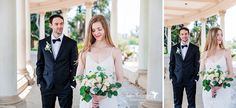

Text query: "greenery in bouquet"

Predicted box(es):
[74, 66, 122, 102]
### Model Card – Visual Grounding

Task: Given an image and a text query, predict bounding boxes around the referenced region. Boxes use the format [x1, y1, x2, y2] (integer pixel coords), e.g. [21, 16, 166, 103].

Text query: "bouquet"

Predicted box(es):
[74, 66, 122, 102]
[199, 65, 233, 98]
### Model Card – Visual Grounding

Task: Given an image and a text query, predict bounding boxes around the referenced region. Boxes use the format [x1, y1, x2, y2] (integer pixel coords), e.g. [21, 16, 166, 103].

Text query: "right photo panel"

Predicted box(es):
[164, 0, 236, 108]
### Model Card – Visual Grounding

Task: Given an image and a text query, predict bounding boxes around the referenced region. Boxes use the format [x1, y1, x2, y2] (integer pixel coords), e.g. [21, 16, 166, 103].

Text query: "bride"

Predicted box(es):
[76, 15, 124, 108]
[200, 27, 236, 108]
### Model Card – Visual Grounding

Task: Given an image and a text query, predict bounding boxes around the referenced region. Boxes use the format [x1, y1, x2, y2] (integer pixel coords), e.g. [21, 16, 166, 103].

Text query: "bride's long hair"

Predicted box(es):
[204, 27, 225, 58]
[81, 15, 115, 53]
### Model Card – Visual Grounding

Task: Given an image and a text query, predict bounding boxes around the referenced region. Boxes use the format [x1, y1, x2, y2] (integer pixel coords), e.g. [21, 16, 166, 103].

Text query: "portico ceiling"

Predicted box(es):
[30, 0, 95, 13]
[164, 0, 236, 26]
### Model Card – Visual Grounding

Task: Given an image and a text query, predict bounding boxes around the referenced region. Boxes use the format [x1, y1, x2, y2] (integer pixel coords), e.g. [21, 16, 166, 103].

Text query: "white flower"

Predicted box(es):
[214, 72, 220, 77]
[111, 87, 118, 92]
[44, 41, 52, 53]
[90, 87, 95, 94]
[96, 77, 102, 82]
[219, 80, 223, 84]
[103, 79, 110, 87]
[101, 85, 107, 92]
[176, 47, 181, 55]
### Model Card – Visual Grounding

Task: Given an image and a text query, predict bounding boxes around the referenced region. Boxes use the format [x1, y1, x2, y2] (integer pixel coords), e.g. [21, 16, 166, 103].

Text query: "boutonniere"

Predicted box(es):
[44, 41, 52, 53]
[176, 47, 181, 55]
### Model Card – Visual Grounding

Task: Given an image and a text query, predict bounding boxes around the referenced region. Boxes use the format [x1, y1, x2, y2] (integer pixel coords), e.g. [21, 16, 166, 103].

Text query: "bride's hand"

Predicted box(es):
[227, 74, 234, 78]
[92, 95, 106, 108]
[211, 86, 221, 97]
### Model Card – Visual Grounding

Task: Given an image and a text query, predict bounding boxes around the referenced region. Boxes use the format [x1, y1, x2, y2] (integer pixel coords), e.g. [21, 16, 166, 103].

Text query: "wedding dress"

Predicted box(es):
[202, 55, 236, 108]
[79, 48, 119, 108]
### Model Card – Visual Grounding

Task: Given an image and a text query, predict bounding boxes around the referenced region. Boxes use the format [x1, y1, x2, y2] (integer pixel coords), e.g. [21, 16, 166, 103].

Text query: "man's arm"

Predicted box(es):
[70, 41, 78, 88]
[36, 40, 45, 85]
[194, 46, 200, 81]
[169, 47, 175, 80]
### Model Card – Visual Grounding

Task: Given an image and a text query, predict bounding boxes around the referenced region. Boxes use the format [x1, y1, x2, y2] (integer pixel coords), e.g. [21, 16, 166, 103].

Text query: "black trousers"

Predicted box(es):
[40, 85, 73, 108]
[172, 81, 196, 108]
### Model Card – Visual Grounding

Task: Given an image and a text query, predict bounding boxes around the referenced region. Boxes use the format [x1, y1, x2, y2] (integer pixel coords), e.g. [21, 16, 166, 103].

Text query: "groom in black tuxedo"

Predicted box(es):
[169, 27, 200, 108]
[36, 14, 78, 108]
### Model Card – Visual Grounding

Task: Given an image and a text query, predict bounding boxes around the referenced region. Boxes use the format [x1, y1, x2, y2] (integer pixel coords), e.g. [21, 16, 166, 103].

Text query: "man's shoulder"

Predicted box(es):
[172, 43, 180, 49]
[64, 36, 77, 44]
[189, 43, 199, 49]
[38, 37, 49, 44]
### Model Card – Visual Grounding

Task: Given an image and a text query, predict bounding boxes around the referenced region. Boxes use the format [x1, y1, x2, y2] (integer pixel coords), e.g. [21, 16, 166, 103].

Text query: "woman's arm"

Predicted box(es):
[225, 49, 234, 77]
[200, 51, 206, 72]
[113, 48, 124, 83]
[76, 52, 86, 76]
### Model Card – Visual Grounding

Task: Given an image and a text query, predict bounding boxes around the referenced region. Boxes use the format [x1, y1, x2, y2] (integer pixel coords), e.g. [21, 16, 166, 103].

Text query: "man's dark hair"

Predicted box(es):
[179, 27, 189, 34]
[49, 14, 64, 24]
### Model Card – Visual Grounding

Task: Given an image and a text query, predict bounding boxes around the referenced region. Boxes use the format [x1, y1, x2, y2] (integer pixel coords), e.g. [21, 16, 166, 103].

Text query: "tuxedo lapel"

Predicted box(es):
[55, 35, 67, 61]
[184, 43, 193, 61]
[176, 43, 184, 61]
[45, 36, 55, 61]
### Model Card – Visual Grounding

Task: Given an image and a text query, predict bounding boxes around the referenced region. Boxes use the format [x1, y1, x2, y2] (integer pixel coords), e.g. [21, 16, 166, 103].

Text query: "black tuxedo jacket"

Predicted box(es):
[169, 43, 200, 83]
[36, 35, 78, 90]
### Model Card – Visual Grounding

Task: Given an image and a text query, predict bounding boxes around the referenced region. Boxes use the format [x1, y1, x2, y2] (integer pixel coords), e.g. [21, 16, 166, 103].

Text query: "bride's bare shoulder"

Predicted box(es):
[201, 51, 207, 57]
[224, 49, 232, 58]
[111, 47, 122, 58]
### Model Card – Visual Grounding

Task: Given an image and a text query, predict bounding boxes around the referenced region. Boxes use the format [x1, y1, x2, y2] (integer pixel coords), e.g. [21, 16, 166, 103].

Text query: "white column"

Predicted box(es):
[200, 18, 207, 51]
[85, 1, 93, 37]
[17, 0, 27, 75]
[62, 8, 70, 36]
[167, 26, 172, 55]
[219, 10, 226, 42]
[111, 0, 118, 46]
[39, 12, 46, 40]
[147, 0, 162, 101]
[0, 0, 23, 106]
[25, 0, 31, 65]
[138, 0, 148, 70]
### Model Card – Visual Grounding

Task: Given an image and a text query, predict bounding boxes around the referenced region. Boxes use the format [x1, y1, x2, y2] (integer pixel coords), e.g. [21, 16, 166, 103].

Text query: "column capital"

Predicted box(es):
[61, 8, 70, 13]
[219, 10, 226, 16]
[183, 23, 189, 27]
[39, 11, 46, 16]
[85, 0, 94, 9]
[0, 95, 22, 105]
[200, 18, 207, 22]
[166, 26, 172, 29]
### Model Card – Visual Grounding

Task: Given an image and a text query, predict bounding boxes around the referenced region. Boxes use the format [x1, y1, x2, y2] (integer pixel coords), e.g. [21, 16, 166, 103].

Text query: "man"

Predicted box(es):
[36, 14, 78, 108]
[169, 27, 200, 108]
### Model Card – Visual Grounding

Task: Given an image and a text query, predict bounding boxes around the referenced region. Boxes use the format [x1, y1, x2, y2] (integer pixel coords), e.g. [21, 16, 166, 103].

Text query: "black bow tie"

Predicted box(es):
[181, 45, 188, 48]
[52, 38, 61, 44]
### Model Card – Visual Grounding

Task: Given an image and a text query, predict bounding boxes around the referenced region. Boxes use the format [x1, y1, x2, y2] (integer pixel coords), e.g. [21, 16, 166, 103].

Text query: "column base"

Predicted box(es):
[18, 68, 35, 86]
[137, 69, 147, 90]
[0, 95, 26, 108]
[138, 100, 162, 108]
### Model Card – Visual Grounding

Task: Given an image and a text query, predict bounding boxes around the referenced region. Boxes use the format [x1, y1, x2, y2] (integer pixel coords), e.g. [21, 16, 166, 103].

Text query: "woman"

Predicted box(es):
[77, 15, 124, 108]
[200, 27, 236, 108]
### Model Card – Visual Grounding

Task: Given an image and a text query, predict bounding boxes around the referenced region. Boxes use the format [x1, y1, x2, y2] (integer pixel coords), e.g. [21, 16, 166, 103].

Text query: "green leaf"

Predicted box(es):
[97, 66, 102, 71]
[83, 94, 92, 102]
[115, 82, 122, 88]
[108, 91, 112, 98]
[113, 91, 118, 96]
[80, 86, 86, 96]
[93, 88, 100, 94]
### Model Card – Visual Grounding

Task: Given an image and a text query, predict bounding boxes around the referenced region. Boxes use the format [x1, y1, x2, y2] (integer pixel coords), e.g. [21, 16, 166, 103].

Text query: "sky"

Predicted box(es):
[67, 0, 140, 35]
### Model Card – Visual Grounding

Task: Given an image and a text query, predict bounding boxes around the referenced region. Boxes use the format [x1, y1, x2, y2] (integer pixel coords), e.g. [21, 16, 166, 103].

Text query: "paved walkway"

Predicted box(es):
[25, 52, 146, 108]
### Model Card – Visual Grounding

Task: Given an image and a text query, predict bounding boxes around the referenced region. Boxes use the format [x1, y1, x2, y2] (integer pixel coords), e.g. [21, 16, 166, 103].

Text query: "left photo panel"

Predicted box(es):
[0, 0, 163, 108]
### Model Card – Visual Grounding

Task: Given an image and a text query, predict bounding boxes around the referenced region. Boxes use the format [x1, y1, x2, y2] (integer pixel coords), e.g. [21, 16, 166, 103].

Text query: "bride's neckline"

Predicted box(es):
[207, 55, 225, 63]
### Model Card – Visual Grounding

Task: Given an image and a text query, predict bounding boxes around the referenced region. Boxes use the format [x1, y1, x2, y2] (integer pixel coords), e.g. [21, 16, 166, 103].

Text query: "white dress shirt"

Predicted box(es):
[180, 42, 189, 60]
[51, 34, 64, 59]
